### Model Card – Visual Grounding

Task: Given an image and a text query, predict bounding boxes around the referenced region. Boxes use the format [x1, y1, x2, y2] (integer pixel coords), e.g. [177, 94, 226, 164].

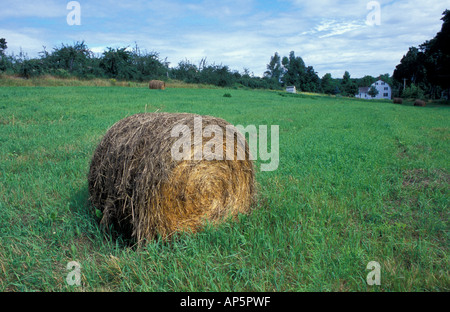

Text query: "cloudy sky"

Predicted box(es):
[1, 0, 449, 78]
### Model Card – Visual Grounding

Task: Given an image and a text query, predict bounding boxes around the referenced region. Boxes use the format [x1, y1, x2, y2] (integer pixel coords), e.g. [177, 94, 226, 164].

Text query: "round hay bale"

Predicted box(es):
[88, 113, 255, 242]
[414, 99, 426, 107]
[149, 80, 165, 90]
[393, 97, 403, 104]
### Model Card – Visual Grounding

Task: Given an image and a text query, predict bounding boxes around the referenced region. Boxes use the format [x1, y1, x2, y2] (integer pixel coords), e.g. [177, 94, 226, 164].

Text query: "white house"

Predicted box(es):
[357, 80, 392, 100]
[357, 87, 370, 99]
[286, 86, 296, 94]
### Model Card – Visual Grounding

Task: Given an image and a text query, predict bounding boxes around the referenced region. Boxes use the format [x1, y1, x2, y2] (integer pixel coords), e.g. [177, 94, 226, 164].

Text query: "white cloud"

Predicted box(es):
[300, 19, 367, 38]
[0, 28, 49, 56]
[258, 0, 450, 77]
[289, 0, 368, 19]
[0, 0, 64, 19]
[1, 0, 449, 78]
[184, 0, 254, 18]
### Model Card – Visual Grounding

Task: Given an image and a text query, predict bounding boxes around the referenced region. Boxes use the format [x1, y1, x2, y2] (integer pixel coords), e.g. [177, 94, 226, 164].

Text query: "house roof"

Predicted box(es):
[359, 87, 369, 93]
[372, 80, 390, 87]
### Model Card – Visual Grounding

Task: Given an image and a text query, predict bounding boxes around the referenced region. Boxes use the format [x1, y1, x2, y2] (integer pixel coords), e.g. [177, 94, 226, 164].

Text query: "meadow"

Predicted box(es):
[0, 83, 448, 291]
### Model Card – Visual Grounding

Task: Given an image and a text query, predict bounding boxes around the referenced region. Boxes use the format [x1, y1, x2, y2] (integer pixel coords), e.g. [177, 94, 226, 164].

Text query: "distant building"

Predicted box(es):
[357, 80, 392, 100]
[357, 87, 370, 99]
[286, 86, 296, 94]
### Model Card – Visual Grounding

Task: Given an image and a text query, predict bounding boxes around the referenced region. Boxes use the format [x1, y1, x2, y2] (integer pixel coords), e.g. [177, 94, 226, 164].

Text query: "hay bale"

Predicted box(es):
[149, 80, 165, 90]
[393, 97, 403, 104]
[88, 113, 255, 242]
[414, 99, 426, 107]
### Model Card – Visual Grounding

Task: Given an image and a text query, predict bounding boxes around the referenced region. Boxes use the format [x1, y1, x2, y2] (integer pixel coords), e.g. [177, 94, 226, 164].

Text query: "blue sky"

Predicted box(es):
[1, 0, 449, 78]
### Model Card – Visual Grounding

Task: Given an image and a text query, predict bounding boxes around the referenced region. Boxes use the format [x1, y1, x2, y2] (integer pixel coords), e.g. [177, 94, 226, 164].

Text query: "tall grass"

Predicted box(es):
[0, 74, 218, 89]
[0, 86, 448, 291]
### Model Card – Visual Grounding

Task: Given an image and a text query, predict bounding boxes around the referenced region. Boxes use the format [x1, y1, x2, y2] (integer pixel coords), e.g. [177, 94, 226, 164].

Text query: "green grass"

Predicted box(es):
[0, 85, 448, 291]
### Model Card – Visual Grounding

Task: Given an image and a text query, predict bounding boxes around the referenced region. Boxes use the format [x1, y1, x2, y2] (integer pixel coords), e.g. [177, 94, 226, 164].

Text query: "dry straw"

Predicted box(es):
[393, 98, 403, 104]
[149, 80, 166, 90]
[414, 99, 426, 107]
[88, 113, 256, 242]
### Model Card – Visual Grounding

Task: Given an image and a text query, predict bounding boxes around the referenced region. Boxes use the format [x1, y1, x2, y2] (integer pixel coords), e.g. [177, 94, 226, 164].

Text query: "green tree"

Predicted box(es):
[50, 41, 91, 74]
[130, 43, 169, 81]
[421, 10, 450, 91]
[264, 52, 283, 83]
[378, 73, 393, 87]
[333, 85, 341, 95]
[393, 11, 450, 98]
[321, 73, 335, 94]
[173, 59, 199, 82]
[402, 83, 424, 99]
[368, 85, 379, 98]
[393, 46, 429, 97]
[0, 38, 8, 71]
[100, 47, 136, 80]
[19, 59, 44, 78]
[0, 38, 7, 56]
[303, 66, 321, 92]
[282, 51, 306, 88]
[199, 64, 233, 87]
[358, 75, 376, 87]
[341, 71, 358, 96]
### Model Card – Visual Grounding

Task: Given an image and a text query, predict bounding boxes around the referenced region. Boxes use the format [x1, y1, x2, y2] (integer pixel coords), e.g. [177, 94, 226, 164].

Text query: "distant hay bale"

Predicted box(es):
[149, 80, 165, 90]
[393, 97, 403, 104]
[88, 113, 255, 242]
[414, 99, 426, 107]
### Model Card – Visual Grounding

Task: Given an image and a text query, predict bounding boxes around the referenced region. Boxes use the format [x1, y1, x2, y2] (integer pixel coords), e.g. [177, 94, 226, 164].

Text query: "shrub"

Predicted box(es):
[19, 59, 44, 78]
[52, 68, 71, 79]
[402, 84, 425, 99]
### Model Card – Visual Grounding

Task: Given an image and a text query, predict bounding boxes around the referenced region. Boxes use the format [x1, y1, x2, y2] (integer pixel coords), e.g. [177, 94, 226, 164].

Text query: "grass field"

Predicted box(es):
[0, 84, 448, 291]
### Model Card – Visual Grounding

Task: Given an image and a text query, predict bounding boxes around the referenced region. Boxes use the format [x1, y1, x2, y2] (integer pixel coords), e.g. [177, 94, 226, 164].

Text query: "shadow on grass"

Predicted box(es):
[68, 186, 134, 249]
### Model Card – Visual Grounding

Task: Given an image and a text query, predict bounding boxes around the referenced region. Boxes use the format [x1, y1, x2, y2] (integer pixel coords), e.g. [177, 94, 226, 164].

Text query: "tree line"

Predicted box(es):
[0, 39, 390, 95]
[393, 10, 450, 99]
[0, 10, 448, 98]
[0, 40, 279, 89]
